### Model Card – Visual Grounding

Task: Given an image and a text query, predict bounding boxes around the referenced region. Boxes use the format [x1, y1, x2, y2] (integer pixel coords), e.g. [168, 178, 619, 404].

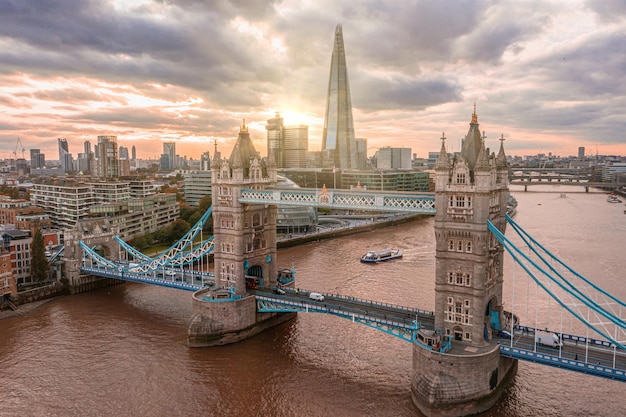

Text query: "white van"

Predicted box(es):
[309, 292, 324, 301]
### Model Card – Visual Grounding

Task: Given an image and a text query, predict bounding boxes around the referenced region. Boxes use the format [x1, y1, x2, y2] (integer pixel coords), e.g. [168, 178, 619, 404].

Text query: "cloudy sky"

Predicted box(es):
[1, 0, 625, 162]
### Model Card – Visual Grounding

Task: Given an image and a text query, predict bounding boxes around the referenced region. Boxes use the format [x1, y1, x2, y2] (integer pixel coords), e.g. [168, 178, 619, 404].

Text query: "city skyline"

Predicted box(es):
[1, 1, 626, 161]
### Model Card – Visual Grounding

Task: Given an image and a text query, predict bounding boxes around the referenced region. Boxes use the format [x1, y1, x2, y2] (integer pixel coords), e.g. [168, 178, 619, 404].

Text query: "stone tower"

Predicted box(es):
[210, 121, 278, 295]
[433, 105, 510, 346]
[411, 106, 517, 417]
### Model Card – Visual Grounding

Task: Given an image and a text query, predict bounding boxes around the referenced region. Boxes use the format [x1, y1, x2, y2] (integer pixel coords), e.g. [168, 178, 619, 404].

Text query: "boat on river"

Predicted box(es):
[360, 248, 402, 263]
[607, 194, 622, 203]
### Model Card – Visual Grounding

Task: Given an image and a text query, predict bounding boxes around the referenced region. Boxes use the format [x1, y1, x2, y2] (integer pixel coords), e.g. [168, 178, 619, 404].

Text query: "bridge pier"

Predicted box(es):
[188, 289, 295, 346]
[411, 345, 518, 417]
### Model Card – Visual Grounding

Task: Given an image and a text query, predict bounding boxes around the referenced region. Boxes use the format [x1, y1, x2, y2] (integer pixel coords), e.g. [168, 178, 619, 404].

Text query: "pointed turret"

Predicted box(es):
[496, 134, 508, 168]
[229, 119, 260, 173]
[475, 133, 490, 172]
[460, 103, 483, 171]
[435, 132, 450, 171]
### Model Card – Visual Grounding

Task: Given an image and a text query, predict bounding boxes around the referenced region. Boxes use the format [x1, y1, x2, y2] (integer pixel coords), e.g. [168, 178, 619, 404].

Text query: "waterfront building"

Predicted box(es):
[97, 136, 119, 178]
[0, 248, 16, 299]
[184, 171, 212, 206]
[88, 193, 179, 240]
[321, 24, 357, 170]
[30, 180, 94, 229]
[0, 226, 32, 287]
[342, 170, 430, 191]
[601, 162, 626, 182]
[275, 175, 317, 234]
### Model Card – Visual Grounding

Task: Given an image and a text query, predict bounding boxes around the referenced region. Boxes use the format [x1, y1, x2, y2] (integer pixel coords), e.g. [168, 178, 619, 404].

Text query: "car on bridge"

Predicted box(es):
[309, 292, 324, 301]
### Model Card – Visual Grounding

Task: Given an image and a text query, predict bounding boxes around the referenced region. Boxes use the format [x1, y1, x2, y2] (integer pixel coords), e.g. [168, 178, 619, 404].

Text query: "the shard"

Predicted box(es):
[321, 24, 357, 170]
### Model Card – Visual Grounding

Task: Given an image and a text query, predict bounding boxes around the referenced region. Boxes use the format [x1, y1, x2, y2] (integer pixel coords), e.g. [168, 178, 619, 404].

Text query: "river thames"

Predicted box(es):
[0, 185, 624, 417]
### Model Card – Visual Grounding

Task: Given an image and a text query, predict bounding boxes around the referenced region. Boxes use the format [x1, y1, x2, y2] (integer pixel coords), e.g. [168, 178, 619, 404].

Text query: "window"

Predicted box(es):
[448, 272, 454, 284]
[456, 173, 466, 184]
[466, 241, 472, 253]
[457, 241, 463, 251]
[456, 273, 464, 285]
[449, 240, 454, 251]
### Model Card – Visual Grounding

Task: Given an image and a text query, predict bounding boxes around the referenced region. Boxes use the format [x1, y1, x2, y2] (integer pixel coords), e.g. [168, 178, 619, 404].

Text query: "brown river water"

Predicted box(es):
[1, 185, 624, 417]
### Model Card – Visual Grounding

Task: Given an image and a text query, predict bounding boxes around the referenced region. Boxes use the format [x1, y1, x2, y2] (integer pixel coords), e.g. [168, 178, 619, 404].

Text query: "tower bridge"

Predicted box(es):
[66, 114, 625, 417]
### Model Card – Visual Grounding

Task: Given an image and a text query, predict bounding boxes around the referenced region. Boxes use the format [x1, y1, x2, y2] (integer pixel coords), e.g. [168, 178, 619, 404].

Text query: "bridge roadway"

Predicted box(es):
[82, 267, 626, 380]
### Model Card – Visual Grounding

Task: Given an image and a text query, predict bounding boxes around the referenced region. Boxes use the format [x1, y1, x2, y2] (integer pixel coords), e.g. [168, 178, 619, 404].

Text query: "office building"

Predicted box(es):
[131, 145, 136, 161]
[266, 113, 308, 168]
[375, 147, 412, 170]
[184, 171, 212, 206]
[163, 142, 176, 170]
[97, 136, 119, 178]
[578, 147, 585, 160]
[321, 24, 357, 170]
[30, 149, 45, 169]
[58, 138, 73, 172]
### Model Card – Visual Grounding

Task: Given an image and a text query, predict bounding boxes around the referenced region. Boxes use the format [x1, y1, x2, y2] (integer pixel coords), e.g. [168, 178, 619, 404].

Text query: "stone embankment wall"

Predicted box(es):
[10, 282, 68, 306]
[278, 213, 427, 249]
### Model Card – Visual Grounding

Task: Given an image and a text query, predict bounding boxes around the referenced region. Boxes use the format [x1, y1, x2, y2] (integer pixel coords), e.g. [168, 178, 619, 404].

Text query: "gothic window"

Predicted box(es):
[449, 195, 454, 207]
[448, 272, 454, 284]
[252, 213, 261, 227]
[465, 332, 471, 340]
[466, 241, 472, 253]
[467, 196, 472, 208]
[455, 196, 466, 208]
[465, 274, 472, 286]
[456, 173, 466, 184]
[455, 272, 464, 285]
[457, 241, 463, 251]
[449, 240, 454, 251]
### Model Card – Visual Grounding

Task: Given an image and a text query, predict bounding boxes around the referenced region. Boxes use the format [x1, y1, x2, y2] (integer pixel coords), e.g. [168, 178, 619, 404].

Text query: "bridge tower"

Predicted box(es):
[411, 107, 517, 416]
[188, 121, 293, 346]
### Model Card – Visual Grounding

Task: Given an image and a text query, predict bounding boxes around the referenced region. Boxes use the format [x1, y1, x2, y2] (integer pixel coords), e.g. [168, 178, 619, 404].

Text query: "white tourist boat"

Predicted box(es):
[360, 248, 403, 263]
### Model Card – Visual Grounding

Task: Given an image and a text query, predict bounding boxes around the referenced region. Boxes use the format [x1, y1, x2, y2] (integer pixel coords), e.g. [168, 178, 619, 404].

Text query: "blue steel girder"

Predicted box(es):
[256, 296, 419, 343]
[499, 345, 626, 382]
[239, 188, 436, 214]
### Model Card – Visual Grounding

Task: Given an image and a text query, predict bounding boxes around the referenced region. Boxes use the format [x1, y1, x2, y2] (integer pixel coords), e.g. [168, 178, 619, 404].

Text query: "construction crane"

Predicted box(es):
[14, 137, 25, 159]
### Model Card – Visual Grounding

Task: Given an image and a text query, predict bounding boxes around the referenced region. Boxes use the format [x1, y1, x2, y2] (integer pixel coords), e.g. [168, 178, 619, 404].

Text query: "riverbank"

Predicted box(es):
[277, 212, 428, 248]
[0, 297, 59, 320]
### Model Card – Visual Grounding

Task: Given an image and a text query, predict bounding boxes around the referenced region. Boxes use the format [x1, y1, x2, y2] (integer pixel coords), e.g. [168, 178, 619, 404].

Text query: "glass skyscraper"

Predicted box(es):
[321, 24, 357, 170]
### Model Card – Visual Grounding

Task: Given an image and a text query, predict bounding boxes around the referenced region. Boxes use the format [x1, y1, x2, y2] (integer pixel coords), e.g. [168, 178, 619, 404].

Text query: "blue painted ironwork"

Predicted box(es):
[255, 294, 421, 343]
[48, 245, 64, 263]
[488, 217, 626, 349]
[80, 266, 204, 292]
[239, 188, 436, 214]
[498, 345, 626, 382]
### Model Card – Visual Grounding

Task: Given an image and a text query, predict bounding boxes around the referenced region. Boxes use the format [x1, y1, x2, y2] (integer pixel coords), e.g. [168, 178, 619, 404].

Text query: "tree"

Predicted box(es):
[30, 229, 49, 283]
[166, 219, 190, 244]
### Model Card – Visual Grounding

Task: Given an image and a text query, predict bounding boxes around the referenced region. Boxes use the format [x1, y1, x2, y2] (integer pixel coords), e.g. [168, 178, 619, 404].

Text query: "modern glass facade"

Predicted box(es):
[321, 24, 357, 170]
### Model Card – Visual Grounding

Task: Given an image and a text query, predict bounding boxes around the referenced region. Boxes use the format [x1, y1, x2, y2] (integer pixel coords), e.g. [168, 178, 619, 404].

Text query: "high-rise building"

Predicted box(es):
[321, 24, 357, 170]
[84, 140, 91, 155]
[163, 142, 176, 170]
[97, 136, 119, 178]
[119, 146, 129, 160]
[58, 138, 73, 172]
[578, 146, 585, 160]
[30, 149, 45, 169]
[131, 145, 136, 161]
[266, 113, 284, 167]
[266, 113, 308, 169]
